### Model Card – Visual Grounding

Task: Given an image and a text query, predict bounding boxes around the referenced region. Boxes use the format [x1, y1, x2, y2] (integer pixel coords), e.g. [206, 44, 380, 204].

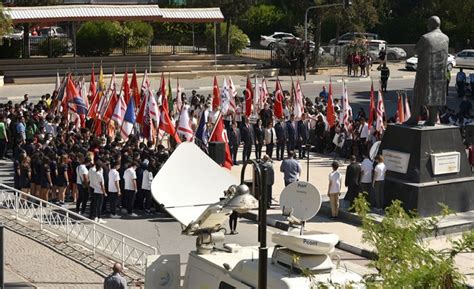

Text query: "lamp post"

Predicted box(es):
[240, 160, 267, 289]
[304, 2, 348, 80]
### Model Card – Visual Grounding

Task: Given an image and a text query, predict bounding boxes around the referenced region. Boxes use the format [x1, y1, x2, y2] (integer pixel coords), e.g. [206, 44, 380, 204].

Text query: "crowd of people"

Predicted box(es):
[1, 69, 472, 223]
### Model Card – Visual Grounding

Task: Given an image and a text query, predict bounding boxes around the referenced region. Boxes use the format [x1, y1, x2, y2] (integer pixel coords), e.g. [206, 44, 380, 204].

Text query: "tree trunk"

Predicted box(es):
[313, 11, 323, 67]
[226, 19, 231, 54]
[22, 24, 30, 59]
[216, 23, 221, 54]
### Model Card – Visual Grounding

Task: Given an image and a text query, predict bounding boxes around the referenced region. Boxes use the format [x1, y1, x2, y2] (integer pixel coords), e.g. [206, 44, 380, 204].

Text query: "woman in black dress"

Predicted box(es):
[56, 154, 69, 206]
[40, 156, 52, 202]
[30, 153, 42, 198]
[19, 153, 31, 195]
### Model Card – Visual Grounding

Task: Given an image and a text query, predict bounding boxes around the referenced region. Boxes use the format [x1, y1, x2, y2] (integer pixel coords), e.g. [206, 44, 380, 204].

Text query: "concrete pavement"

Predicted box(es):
[229, 153, 474, 287]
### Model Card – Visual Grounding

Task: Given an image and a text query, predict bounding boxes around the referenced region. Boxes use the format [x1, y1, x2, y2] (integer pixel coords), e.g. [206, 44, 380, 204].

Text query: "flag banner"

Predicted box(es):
[273, 78, 284, 119]
[368, 80, 376, 129]
[209, 113, 233, 170]
[244, 76, 253, 117]
[130, 69, 140, 108]
[177, 105, 193, 141]
[195, 109, 209, 146]
[212, 76, 220, 110]
[66, 76, 87, 116]
[376, 88, 386, 133]
[121, 98, 136, 141]
[327, 80, 336, 128]
[294, 80, 304, 119]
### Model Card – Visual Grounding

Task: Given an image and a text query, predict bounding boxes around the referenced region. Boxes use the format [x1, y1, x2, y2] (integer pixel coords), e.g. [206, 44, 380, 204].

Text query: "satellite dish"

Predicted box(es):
[151, 142, 238, 227]
[280, 181, 321, 222]
[370, 141, 381, 161]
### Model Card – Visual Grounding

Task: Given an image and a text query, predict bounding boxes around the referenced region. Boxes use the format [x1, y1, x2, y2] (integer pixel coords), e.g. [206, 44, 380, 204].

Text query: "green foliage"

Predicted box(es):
[76, 21, 121, 57]
[0, 4, 12, 38]
[0, 38, 21, 59]
[353, 194, 474, 288]
[239, 4, 285, 41]
[38, 38, 69, 57]
[152, 22, 198, 45]
[205, 23, 248, 54]
[124, 21, 153, 48]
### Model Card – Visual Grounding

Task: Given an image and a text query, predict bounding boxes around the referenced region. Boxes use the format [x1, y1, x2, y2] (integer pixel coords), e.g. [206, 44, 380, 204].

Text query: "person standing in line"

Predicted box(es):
[344, 155, 361, 209]
[346, 53, 353, 76]
[141, 162, 153, 214]
[380, 63, 390, 92]
[90, 160, 107, 223]
[280, 151, 301, 187]
[56, 154, 69, 206]
[0, 115, 8, 160]
[456, 68, 466, 98]
[264, 122, 276, 159]
[123, 162, 138, 217]
[297, 113, 309, 159]
[286, 114, 297, 156]
[328, 161, 342, 218]
[88, 159, 98, 218]
[104, 263, 127, 289]
[108, 161, 121, 219]
[254, 119, 264, 160]
[372, 155, 387, 211]
[274, 118, 286, 161]
[228, 121, 240, 165]
[261, 155, 275, 208]
[240, 117, 254, 163]
[360, 154, 374, 205]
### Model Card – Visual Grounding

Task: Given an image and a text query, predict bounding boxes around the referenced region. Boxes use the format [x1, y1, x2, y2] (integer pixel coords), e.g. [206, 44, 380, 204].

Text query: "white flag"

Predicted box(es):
[177, 105, 193, 141]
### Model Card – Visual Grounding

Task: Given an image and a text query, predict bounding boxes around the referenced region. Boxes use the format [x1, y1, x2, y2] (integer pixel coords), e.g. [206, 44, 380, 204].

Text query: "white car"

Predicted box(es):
[455, 49, 474, 68]
[4, 28, 24, 40]
[386, 47, 407, 60]
[260, 32, 296, 49]
[405, 54, 456, 71]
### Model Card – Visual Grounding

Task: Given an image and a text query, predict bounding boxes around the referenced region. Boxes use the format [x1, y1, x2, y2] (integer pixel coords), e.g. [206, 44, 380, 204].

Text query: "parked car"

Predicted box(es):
[328, 32, 379, 46]
[4, 27, 24, 40]
[260, 32, 297, 49]
[455, 49, 474, 68]
[405, 54, 456, 71]
[386, 47, 407, 60]
[37, 26, 67, 38]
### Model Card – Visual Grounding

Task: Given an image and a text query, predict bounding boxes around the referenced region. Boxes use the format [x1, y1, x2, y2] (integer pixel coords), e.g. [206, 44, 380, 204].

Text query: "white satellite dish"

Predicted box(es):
[151, 142, 238, 227]
[279, 181, 321, 223]
[370, 141, 381, 161]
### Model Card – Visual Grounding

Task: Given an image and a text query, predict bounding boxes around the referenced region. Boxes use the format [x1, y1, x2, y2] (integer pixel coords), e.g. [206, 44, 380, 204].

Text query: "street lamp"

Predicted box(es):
[304, 0, 351, 80]
[240, 159, 268, 289]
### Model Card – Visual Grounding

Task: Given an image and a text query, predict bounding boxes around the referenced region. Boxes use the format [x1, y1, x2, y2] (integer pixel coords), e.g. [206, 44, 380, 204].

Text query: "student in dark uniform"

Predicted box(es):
[253, 119, 264, 160]
[274, 118, 286, 160]
[56, 154, 69, 206]
[286, 114, 297, 156]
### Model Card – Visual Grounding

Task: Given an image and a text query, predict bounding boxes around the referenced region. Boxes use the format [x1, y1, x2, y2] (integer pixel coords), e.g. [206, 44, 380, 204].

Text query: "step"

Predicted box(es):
[9, 68, 280, 84]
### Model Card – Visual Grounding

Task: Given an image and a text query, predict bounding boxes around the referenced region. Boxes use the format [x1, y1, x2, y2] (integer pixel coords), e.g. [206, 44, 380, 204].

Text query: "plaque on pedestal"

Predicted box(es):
[378, 124, 474, 216]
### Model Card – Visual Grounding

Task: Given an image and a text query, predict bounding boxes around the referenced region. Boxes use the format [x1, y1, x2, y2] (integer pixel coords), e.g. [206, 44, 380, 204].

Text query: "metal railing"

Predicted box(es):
[0, 184, 157, 274]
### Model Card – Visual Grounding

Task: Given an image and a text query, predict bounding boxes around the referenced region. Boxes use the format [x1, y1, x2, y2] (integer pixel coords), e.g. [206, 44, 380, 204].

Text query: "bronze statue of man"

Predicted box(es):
[405, 16, 449, 126]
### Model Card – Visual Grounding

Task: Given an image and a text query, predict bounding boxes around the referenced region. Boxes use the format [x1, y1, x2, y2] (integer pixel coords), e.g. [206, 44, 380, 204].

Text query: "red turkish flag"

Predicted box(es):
[273, 78, 284, 119]
[209, 114, 233, 170]
[245, 76, 253, 117]
[326, 81, 336, 128]
[159, 106, 181, 144]
[368, 80, 376, 129]
[212, 76, 220, 110]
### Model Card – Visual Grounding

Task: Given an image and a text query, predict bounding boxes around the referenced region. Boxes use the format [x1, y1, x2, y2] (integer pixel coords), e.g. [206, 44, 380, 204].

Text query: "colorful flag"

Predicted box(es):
[397, 93, 405, 123]
[212, 76, 220, 110]
[159, 73, 168, 113]
[376, 88, 386, 133]
[88, 65, 96, 103]
[120, 98, 136, 141]
[167, 76, 173, 115]
[130, 69, 140, 108]
[341, 81, 352, 128]
[66, 76, 87, 115]
[368, 80, 376, 129]
[326, 80, 336, 128]
[293, 80, 304, 119]
[227, 76, 237, 112]
[253, 75, 260, 115]
[98, 71, 116, 120]
[176, 78, 183, 113]
[244, 76, 253, 117]
[88, 65, 104, 119]
[273, 78, 284, 119]
[137, 70, 151, 126]
[221, 77, 232, 113]
[111, 90, 126, 126]
[209, 113, 233, 170]
[404, 93, 411, 121]
[177, 105, 193, 141]
[195, 110, 209, 146]
[159, 104, 181, 144]
[260, 77, 269, 110]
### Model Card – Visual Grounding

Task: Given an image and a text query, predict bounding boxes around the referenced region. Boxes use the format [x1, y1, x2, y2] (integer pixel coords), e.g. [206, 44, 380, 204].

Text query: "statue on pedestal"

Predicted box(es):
[405, 16, 449, 126]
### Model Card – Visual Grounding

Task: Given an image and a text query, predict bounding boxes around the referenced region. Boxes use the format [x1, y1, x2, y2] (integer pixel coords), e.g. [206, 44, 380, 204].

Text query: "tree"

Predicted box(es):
[353, 194, 474, 288]
[76, 21, 121, 57]
[204, 22, 248, 54]
[0, 4, 12, 38]
[239, 4, 285, 41]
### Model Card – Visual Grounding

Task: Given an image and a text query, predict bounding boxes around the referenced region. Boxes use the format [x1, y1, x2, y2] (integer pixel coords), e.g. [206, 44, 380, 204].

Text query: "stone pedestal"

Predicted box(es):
[378, 124, 474, 216]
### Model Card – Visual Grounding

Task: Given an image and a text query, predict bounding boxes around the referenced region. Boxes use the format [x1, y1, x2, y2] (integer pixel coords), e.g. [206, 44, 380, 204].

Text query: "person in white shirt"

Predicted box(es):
[360, 154, 374, 205]
[328, 161, 342, 218]
[264, 122, 276, 159]
[358, 117, 369, 158]
[141, 162, 154, 214]
[373, 155, 387, 210]
[90, 161, 107, 223]
[123, 162, 138, 217]
[75, 155, 90, 215]
[107, 161, 121, 218]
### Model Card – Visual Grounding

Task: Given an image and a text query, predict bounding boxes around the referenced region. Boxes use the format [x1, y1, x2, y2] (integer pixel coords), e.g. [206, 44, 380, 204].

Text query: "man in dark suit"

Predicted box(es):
[240, 117, 254, 163]
[227, 121, 240, 165]
[274, 118, 286, 161]
[296, 113, 309, 159]
[285, 114, 297, 157]
[344, 155, 361, 208]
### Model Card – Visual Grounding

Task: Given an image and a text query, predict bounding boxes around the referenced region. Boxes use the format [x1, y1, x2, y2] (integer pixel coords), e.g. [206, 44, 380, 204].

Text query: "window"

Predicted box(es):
[458, 52, 467, 57]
